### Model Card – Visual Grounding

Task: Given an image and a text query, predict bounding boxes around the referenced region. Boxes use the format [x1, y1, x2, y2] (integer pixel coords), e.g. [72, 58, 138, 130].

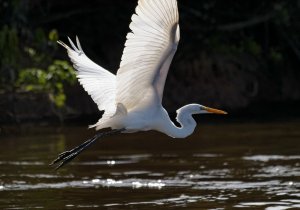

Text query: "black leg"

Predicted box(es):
[50, 129, 125, 170]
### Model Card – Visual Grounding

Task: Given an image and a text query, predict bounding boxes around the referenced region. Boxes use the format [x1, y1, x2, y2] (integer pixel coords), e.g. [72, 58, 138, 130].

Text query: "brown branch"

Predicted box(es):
[216, 12, 276, 31]
[182, 5, 277, 32]
[276, 26, 300, 60]
[35, 8, 101, 25]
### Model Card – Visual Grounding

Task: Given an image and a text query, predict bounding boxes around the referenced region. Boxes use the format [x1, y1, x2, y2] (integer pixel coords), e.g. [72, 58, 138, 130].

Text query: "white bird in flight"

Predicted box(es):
[51, 0, 227, 170]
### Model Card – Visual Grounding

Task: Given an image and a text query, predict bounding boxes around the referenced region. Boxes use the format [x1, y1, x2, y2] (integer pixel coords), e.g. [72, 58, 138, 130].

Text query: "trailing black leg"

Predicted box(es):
[50, 128, 125, 170]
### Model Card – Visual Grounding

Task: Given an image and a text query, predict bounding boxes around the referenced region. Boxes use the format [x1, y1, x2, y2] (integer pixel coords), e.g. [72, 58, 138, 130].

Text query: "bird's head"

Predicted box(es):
[177, 104, 227, 115]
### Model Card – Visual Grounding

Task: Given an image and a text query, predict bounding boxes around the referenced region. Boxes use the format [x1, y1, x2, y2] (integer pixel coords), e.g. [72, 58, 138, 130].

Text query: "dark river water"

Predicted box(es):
[0, 121, 300, 209]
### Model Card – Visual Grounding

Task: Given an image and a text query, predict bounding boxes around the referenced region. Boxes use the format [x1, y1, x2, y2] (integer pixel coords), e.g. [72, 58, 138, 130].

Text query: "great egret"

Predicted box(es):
[51, 0, 227, 170]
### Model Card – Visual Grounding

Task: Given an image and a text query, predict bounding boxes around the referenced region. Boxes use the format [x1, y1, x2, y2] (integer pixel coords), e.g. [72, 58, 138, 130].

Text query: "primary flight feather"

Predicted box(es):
[52, 0, 226, 170]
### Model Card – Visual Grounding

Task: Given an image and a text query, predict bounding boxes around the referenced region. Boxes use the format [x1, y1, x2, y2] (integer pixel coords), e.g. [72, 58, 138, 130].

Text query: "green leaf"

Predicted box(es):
[49, 29, 59, 42]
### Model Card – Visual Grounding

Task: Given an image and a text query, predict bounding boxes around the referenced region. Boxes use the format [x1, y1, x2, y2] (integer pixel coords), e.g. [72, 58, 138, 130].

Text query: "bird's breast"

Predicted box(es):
[122, 107, 162, 132]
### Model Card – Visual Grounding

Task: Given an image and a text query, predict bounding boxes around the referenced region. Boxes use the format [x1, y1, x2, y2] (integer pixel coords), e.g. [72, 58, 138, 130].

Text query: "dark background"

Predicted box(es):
[1, 0, 300, 125]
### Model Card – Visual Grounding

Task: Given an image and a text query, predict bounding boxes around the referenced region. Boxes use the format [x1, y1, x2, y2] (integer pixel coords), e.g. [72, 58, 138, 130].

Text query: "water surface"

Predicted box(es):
[0, 121, 299, 209]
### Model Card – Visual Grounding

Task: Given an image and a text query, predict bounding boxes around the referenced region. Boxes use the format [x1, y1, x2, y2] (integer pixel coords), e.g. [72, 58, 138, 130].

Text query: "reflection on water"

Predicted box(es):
[0, 121, 300, 209]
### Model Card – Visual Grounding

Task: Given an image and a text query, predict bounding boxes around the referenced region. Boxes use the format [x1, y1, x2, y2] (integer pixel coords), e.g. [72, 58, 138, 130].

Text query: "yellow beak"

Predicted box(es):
[203, 106, 228, 114]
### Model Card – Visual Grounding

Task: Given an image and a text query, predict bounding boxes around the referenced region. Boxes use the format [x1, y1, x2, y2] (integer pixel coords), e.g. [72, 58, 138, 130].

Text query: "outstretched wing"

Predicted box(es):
[57, 37, 116, 119]
[116, 0, 180, 110]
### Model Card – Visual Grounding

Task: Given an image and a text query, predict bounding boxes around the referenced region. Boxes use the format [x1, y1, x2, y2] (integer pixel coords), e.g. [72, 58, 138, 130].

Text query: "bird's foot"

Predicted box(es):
[50, 129, 125, 170]
[50, 135, 99, 170]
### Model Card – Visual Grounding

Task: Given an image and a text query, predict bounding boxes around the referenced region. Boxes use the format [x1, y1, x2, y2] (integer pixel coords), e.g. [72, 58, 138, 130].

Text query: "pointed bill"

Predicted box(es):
[203, 106, 228, 114]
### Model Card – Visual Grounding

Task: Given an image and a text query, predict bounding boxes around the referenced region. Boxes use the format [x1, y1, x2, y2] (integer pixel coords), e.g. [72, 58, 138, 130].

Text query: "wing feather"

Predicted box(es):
[57, 37, 116, 121]
[116, 0, 180, 110]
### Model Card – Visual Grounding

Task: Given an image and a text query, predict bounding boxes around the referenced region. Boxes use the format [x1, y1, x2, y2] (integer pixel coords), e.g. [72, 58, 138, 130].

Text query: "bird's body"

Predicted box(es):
[52, 0, 226, 169]
[107, 104, 196, 138]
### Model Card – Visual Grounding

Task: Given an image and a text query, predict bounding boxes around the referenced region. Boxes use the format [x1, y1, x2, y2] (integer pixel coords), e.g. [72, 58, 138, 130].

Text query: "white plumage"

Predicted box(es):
[51, 0, 227, 170]
[118, 0, 180, 110]
[58, 0, 226, 137]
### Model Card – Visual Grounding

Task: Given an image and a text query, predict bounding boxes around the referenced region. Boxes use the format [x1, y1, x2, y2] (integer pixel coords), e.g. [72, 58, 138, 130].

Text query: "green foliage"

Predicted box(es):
[273, 3, 291, 26]
[0, 25, 76, 107]
[49, 29, 59, 42]
[0, 1, 76, 108]
[209, 36, 262, 56]
[242, 39, 262, 56]
[269, 48, 283, 63]
[17, 60, 76, 108]
[0, 25, 20, 85]
[0, 26, 19, 65]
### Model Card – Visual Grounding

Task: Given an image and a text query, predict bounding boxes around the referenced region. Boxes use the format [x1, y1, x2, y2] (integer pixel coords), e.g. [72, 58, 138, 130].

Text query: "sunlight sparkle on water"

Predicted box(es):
[107, 160, 116, 165]
[92, 179, 100, 183]
[106, 178, 123, 185]
[132, 180, 165, 189]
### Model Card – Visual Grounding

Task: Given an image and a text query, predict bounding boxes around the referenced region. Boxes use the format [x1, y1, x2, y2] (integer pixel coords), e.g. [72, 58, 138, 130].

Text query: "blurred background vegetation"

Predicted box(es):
[1, 0, 300, 124]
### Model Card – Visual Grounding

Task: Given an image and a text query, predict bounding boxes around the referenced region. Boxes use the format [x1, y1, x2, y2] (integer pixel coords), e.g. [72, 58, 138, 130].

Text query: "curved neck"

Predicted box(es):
[163, 108, 197, 139]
